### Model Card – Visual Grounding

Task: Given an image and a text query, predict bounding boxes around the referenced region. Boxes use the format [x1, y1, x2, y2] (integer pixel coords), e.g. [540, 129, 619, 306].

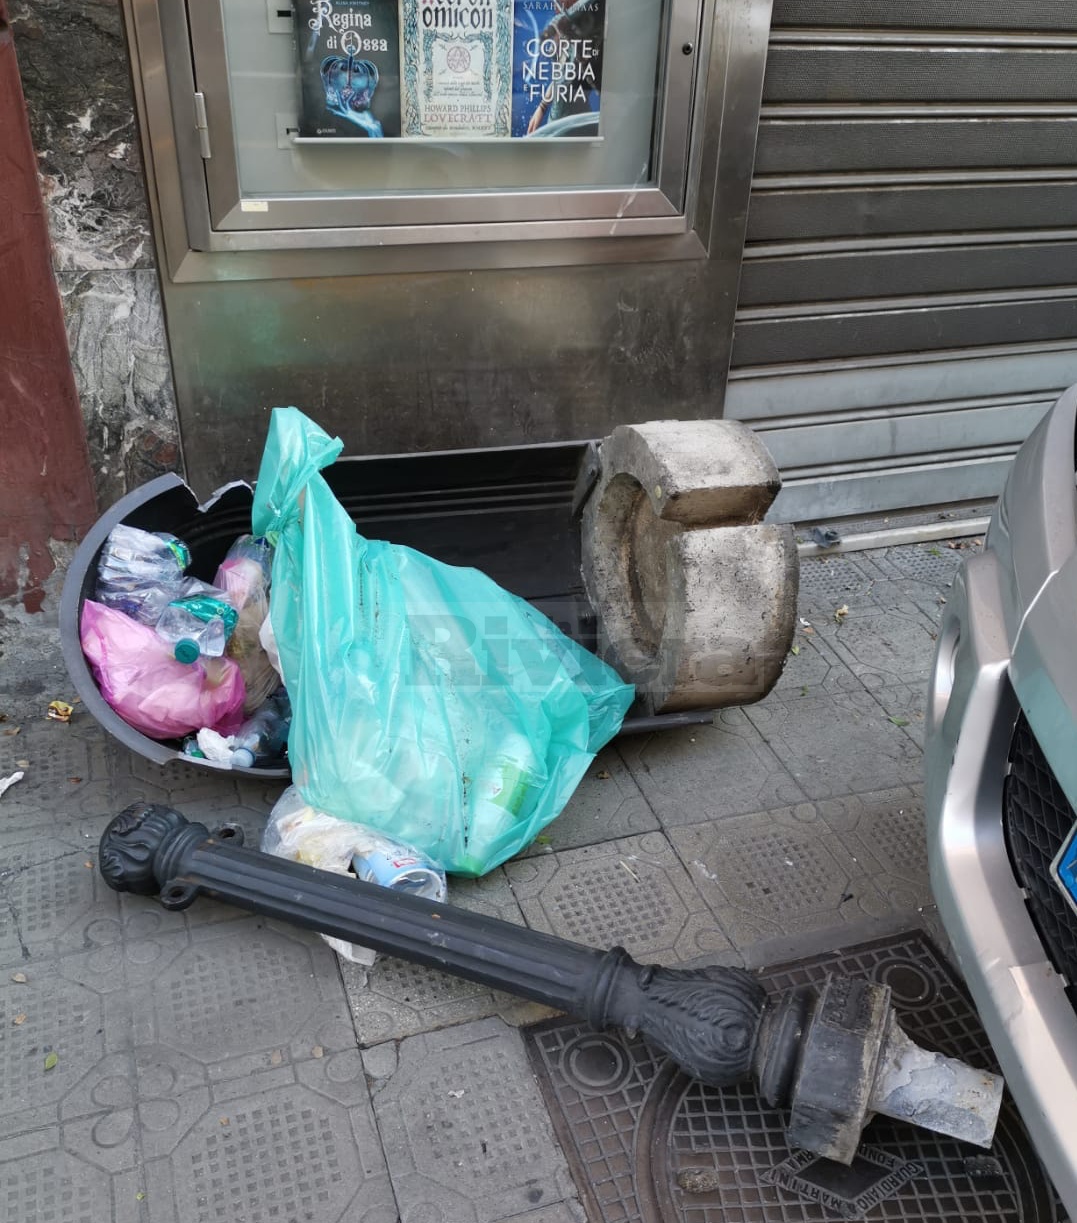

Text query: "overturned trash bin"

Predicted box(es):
[60, 419, 799, 777]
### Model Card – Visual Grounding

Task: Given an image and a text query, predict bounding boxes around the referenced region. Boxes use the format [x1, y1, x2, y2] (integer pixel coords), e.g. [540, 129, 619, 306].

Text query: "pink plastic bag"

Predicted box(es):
[80, 600, 246, 739]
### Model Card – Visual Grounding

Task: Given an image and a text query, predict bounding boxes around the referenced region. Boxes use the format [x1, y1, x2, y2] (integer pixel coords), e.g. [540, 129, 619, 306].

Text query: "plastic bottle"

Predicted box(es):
[213, 536, 279, 713]
[155, 594, 239, 663]
[95, 524, 192, 624]
[214, 535, 272, 608]
[461, 732, 542, 873]
[231, 688, 291, 768]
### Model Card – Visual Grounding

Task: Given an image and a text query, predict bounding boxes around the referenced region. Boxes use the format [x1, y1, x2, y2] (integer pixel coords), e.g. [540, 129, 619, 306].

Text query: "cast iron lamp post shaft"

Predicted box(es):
[100, 803, 1003, 1165]
[104, 803, 765, 1088]
[160, 823, 649, 1028]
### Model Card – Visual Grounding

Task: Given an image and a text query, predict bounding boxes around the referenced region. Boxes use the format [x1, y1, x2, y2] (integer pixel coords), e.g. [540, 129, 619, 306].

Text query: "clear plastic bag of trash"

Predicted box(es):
[214, 535, 280, 713]
[252, 407, 634, 876]
[262, 786, 447, 964]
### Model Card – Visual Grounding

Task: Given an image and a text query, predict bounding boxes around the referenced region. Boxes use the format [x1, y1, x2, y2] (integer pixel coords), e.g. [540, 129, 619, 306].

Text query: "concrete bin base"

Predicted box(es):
[581, 421, 798, 714]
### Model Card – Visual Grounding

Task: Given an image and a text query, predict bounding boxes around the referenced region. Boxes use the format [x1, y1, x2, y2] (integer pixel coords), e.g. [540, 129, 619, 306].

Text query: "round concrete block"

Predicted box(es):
[582, 421, 798, 714]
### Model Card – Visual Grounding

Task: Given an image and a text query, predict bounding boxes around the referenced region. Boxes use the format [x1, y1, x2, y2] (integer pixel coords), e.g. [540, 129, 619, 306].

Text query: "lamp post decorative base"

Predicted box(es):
[100, 803, 1003, 1164]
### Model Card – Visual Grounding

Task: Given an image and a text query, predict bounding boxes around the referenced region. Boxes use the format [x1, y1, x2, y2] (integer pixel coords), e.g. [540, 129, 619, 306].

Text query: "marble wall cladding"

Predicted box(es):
[58, 270, 182, 508]
[10, 0, 151, 272]
[11, 0, 182, 507]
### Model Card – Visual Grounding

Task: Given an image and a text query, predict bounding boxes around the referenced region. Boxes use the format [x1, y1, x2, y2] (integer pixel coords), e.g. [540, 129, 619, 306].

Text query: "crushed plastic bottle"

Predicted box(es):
[95, 524, 192, 624]
[231, 688, 291, 768]
[155, 595, 239, 663]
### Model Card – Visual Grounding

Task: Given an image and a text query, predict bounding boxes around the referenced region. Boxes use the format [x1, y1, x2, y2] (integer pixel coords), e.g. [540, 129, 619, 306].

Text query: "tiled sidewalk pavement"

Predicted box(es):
[0, 541, 967, 1223]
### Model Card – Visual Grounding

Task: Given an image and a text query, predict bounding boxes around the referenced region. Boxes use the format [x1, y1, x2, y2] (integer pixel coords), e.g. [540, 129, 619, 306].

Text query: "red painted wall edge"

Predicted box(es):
[0, 0, 98, 611]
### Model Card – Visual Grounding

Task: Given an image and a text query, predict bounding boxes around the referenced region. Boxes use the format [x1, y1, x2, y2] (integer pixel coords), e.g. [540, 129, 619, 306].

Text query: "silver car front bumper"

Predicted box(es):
[925, 386, 1077, 1214]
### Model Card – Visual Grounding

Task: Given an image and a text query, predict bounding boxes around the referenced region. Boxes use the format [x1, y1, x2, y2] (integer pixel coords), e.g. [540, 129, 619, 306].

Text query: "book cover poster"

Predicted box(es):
[294, 0, 402, 138]
[401, 0, 513, 138]
[512, 0, 604, 138]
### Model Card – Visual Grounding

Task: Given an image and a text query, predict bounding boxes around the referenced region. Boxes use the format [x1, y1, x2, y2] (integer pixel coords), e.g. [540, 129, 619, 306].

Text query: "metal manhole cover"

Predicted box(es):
[525, 931, 1056, 1222]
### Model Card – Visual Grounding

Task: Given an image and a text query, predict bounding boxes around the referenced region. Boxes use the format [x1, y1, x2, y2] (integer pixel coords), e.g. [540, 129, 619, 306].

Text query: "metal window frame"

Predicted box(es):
[123, 0, 772, 280]
[193, 0, 699, 233]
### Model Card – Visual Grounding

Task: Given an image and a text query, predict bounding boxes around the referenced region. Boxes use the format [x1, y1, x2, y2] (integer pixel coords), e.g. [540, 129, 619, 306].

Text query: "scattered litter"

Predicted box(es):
[195, 727, 236, 764]
[11, 972, 27, 984]
[678, 1168, 723, 1195]
[692, 859, 719, 884]
[47, 701, 73, 722]
[790, 644, 800, 655]
[12, 1014, 26, 1026]
[269, 1050, 283, 1066]
[83, 860, 94, 869]
[889, 716, 910, 728]
[219, 1117, 229, 1126]
[0, 771, 25, 799]
[595, 769, 611, 780]
[2, 726, 20, 736]
[263, 789, 446, 964]
[809, 526, 841, 549]
[69, 777, 82, 784]
[136, 1192, 145, 1201]
[311, 1046, 324, 1059]
[447, 1089, 465, 1099]
[15, 759, 28, 769]
[784, 858, 794, 867]
[840, 892, 854, 904]
[620, 860, 641, 883]
[799, 617, 812, 628]
[43, 1052, 58, 1071]
[834, 604, 849, 623]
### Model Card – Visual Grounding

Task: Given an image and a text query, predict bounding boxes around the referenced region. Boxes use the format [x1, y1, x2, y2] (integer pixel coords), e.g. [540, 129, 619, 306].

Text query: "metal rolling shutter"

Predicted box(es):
[727, 0, 1077, 524]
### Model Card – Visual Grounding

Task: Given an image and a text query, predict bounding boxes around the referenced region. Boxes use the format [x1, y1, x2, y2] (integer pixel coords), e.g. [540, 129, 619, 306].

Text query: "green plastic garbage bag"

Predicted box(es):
[252, 407, 635, 876]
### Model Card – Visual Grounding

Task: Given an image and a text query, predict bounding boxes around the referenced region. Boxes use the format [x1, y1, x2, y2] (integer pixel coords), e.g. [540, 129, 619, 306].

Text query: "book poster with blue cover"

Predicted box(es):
[294, 0, 402, 138]
[512, 0, 604, 138]
[401, 0, 513, 138]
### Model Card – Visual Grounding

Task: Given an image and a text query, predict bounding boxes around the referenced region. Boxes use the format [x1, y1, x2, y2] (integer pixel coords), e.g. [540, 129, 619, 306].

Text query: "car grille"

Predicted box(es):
[1004, 713, 1077, 989]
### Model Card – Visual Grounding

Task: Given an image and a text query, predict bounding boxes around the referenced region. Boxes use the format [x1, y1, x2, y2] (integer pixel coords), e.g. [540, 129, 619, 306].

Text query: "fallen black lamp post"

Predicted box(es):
[100, 803, 1003, 1165]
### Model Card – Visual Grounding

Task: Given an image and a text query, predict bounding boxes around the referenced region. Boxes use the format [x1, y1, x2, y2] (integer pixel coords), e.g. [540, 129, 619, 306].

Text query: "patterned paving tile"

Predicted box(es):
[617, 711, 807, 828]
[504, 832, 730, 963]
[366, 1018, 576, 1223]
